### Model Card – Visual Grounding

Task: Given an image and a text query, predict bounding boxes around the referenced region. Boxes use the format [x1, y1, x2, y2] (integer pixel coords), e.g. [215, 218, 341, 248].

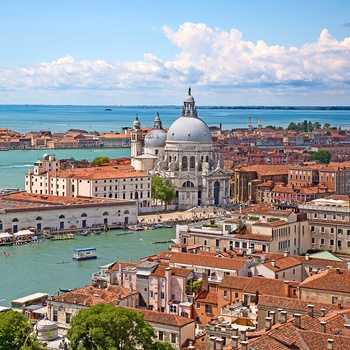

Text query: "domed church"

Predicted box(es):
[131, 89, 230, 209]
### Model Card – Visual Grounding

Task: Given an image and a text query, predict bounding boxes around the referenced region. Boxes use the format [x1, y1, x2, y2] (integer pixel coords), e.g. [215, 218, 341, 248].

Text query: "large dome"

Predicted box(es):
[166, 117, 212, 143]
[145, 129, 167, 147]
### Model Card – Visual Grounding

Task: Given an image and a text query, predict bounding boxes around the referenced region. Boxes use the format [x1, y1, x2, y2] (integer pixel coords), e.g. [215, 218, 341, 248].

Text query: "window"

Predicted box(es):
[338, 229, 343, 235]
[65, 312, 71, 324]
[330, 239, 334, 246]
[150, 291, 153, 298]
[331, 228, 334, 233]
[205, 304, 212, 314]
[161, 292, 165, 299]
[332, 296, 339, 304]
[223, 290, 228, 298]
[53, 309, 58, 322]
[235, 293, 239, 299]
[196, 303, 200, 309]
[312, 237, 315, 244]
[216, 239, 220, 247]
[171, 333, 177, 344]
[169, 305, 177, 314]
[321, 227, 325, 233]
[338, 240, 342, 247]
[158, 331, 164, 341]
[320, 238, 325, 245]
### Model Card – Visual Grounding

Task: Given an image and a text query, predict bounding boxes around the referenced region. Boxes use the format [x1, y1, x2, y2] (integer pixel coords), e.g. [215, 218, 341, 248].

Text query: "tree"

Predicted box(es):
[67, 304, 156, 350]
[153, 342, 174, 350]
[309, 150, 331, 164]
[151, 175, 176, 209]
[0, 310, 46, 350]
[91, 156, 110, 166]
[323, 123, 331, 129]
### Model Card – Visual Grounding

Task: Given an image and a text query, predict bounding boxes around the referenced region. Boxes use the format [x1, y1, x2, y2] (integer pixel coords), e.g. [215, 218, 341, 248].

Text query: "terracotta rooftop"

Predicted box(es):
[262, 256, 302, 272]
[299, 268, 350, 293]
[150, 265, 192, 278]
[243, 277, 300, 297]
[50, 285, 134, 307]
[218, 275, 251, 290]
[0, 191, 131, 210]
[140, 308, 195, 327]
[169, 252, 247, 271]
[195, 290, 218, 304]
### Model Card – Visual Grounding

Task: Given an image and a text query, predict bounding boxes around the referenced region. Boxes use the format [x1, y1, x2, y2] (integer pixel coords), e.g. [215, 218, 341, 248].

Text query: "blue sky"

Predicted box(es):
[0, 0, 349, 105]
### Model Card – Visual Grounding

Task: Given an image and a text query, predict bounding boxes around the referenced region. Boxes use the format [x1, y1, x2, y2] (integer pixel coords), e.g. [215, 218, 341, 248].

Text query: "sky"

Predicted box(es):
[0, 0, 349, 106]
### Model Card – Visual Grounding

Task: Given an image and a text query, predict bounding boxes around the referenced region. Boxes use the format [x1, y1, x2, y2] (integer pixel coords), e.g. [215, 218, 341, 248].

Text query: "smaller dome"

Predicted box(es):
[145, 129, 167, 148]
[132, 115, 141, 129]
[184, 94, 194, 103]
[36, 318, 57, 331]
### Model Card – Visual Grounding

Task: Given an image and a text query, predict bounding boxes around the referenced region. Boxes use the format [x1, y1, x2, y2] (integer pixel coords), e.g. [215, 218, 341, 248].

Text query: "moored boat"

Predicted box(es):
[73, 247, 97, 261]
[127, 225, 144, 231]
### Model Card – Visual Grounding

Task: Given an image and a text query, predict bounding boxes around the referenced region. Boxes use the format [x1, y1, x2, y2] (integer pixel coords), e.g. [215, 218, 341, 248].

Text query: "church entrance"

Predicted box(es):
[214, 181, 220, 205]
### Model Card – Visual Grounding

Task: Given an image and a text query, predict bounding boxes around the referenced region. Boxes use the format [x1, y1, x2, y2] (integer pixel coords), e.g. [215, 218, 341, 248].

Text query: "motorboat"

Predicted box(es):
[72, 247, 97, 261]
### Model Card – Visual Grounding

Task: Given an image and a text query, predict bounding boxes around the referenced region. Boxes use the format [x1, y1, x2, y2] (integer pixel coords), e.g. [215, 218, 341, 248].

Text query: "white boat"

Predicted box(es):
[72, 247, 97, 261]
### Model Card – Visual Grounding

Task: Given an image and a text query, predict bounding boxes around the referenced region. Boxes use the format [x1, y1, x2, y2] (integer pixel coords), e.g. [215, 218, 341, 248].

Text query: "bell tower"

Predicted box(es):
[130, 114, 143, 158]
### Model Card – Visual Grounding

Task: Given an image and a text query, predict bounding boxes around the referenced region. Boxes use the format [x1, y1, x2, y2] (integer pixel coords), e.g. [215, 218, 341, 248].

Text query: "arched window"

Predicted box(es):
[81, 213, 87, 217]
[124, 210, 129, 214]
[182, 156, 188, 170]
[182, 181, 194, 188]
[59, 215, 65, 219]
[103, 212, 109, 216]
[36, 216, 42, 221]
[190, 156, 195, 169]
[12, 218, 19, 222]
[135, 192, 139, 199]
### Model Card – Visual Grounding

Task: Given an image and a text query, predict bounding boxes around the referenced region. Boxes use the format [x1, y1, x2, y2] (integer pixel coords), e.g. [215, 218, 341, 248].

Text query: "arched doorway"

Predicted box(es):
[214, 181, 220, 205]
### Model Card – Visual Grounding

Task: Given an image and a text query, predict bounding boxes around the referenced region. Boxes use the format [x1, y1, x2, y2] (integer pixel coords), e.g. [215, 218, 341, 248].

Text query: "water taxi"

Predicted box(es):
[72, 247, 97, 261]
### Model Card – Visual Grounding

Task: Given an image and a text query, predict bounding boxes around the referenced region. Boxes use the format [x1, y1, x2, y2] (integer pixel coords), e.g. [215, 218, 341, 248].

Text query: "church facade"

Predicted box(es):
[131, 89, 231, 210]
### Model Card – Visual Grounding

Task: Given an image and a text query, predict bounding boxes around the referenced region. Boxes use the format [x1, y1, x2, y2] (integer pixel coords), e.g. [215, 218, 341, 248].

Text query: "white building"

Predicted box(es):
[25, 155, 152, 213]
[131, 89, 231, 209]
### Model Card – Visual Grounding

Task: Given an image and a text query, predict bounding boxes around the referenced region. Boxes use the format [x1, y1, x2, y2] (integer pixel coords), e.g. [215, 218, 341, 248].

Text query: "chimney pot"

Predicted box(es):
[281, 311, 287, 323]
[320, 308, 326, 317]
[320, 320, 327, 333]
[265, 317, 272, 331]
[336, 268, 341, 274]
[240, 341, 248, 350]
[240, 329, 246, 341]
[269, 311, 276, 325]
[294, 313, 302, 329]
[305, 253, 310, 261]
[327, 338, 334, 350]
[231, 336, 239, 349]
[271, 259, 276, 267]
[307, 304, 314, 317]
[344, 324, 350, 337]
[284, 251, 288, 257]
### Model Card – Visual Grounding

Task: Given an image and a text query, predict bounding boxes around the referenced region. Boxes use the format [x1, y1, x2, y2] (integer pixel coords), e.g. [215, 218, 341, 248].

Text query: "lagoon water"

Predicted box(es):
[1, 104, 350, 307]
[0, 228, 175, 307]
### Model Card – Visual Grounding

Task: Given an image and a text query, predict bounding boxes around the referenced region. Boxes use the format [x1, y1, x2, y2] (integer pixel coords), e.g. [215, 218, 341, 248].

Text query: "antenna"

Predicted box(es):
[248, 117, 253, 130]
[257, 117, 263, 128]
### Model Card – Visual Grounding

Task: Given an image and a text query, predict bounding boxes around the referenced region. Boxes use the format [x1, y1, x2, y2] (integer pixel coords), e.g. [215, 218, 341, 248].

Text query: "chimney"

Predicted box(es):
[265, 317, 272, 331]
[187, 341, 195, 349]
[240, 341, 248, 350]
[344, 324, 350, 337]
[271, 259, 276, 267]
[209, 336, 216, 350]
[320, 308, 326, 317]
[307, 304, 314, 317]
[231, 336, 239, 349]
[240, 330, 246, 341]
[73, 298, 77, 304]
[327, 339, 334, 350]
[215, 338, 224, 350]
[231, 327, 239, 336]
[320, 320, 327, 333]
[336, 268, 341, 274]
[83, 300, 87, 306]
[294, 313, 302, 329]
[305, 253, 310, 261]
[281, 311, 287, 323]
[284, 281, 290, 298]
[269, 311, 276, 325]
[284, 251, 288, 257]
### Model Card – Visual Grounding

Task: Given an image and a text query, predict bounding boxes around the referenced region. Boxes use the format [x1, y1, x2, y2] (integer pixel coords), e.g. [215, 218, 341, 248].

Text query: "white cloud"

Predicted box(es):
[0, 23, 350, 104]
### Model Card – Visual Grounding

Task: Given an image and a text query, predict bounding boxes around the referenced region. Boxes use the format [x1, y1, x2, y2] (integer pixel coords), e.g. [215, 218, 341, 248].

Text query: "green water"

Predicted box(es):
[0, 228, 175, 307]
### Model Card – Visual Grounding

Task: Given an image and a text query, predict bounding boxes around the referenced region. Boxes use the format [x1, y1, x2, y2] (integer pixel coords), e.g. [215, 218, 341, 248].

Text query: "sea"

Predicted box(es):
[1, 104, 350, 307]
[1, 104, 350, 190]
